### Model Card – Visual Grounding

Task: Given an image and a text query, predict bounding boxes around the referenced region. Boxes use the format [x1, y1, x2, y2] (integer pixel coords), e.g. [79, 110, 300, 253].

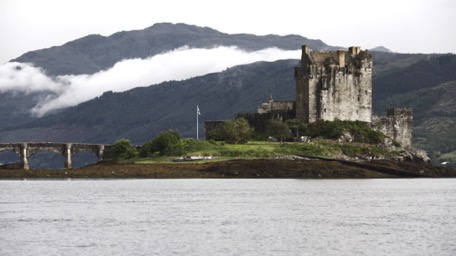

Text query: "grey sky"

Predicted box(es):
[1, 0, 455, 64]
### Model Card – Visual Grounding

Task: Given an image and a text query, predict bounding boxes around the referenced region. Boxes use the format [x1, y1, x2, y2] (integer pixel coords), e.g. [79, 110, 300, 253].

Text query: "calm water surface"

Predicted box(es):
[1, 179, 455, 256]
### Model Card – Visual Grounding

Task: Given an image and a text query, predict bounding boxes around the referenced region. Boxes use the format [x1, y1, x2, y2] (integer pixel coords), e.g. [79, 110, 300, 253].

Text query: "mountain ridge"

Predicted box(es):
[13, 22, 333, 76]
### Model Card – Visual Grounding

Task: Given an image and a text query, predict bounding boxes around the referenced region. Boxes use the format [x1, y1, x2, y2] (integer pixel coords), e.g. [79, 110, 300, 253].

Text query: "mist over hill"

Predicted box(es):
[0, 59, 298, 144]
[1, 23, 333, 129]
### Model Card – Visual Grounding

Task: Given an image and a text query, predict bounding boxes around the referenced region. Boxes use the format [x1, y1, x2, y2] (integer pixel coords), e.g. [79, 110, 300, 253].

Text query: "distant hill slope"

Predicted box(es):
[372, 53, 456, 113]
[369, 46, 393, 53]
[1, 23, 333, 130]
[376, 80, 456, 166]
[12, 23, 332, 76]
[0, 60, 298, 144]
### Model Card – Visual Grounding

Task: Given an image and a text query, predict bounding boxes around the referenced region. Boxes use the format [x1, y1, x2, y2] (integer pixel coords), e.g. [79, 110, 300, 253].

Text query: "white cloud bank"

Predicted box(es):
[0, 46, 300, 117]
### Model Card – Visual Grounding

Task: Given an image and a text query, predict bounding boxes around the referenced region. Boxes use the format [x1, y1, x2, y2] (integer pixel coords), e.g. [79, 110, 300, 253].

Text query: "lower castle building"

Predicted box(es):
[207, 45, 413, 148]
[372, 108, 413, 148]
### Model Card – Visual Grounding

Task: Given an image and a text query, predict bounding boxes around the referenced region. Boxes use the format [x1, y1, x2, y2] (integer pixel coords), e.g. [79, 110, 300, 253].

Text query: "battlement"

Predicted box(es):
[387, 108, 413, 118]
[300, 45, 372, 74]
[349, 46, 361, 55]
[257, 96, 295, 114]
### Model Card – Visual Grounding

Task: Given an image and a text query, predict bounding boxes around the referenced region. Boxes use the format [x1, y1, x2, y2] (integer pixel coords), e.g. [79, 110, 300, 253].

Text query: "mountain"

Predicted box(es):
[372, 53, 456, 111]
[1, 23, 334, 130]
[369, 46, 393, 53]
[12, 23, 333, 76]
[0, 59, 298, 144]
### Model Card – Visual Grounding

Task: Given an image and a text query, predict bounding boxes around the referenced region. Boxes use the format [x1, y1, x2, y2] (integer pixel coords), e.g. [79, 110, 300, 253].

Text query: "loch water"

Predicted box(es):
[1, 179, 455, 256]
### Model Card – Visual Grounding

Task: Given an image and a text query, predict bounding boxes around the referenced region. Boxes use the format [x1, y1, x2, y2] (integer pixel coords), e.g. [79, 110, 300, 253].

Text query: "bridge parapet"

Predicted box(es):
[0, 143, 22, 156]
[0, 142, 113, 170]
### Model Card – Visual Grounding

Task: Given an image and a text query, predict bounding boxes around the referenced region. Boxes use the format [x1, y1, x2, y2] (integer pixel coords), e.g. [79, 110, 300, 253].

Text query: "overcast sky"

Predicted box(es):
[1, 0, 455, 64]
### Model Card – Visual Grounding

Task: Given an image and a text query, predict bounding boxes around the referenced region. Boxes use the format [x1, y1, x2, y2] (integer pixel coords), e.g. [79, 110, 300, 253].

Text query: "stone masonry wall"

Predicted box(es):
[236, 109, 296, 133]
[372, 108, 413, 148]
[295, 45, 372, 123]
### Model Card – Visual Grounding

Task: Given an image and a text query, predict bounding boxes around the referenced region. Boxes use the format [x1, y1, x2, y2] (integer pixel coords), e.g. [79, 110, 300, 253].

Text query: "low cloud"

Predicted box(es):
[0, 46, 300, 117]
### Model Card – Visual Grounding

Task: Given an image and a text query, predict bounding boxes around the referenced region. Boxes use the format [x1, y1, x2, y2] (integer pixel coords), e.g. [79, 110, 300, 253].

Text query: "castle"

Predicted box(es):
[209, 45, 413, 148]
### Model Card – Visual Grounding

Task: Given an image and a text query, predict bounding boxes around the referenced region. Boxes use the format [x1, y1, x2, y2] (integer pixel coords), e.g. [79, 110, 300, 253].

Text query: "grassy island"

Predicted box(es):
[1, 140, 455, 179]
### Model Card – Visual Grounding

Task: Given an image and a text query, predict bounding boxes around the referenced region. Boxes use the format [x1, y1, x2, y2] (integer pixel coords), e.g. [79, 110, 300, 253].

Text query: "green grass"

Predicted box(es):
[129, 139, 400, 164]
[437, 151, 456, 168]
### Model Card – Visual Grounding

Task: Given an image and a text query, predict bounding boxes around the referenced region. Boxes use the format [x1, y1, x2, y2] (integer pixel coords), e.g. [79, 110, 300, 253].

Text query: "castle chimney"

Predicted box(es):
[302, 45, 310, 54]
[337, 50, 345, 68]
[349, 46, 361, 56]
[268, 95, 273, 111]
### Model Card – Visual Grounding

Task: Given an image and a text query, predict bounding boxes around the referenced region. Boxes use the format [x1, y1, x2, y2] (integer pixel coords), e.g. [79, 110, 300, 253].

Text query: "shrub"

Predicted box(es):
[141, 130, 185, 156]
[306, 120, 343, 139]
[302, 120, 386, 144]
[113, 139, 138, 160]
[265, 119, 291, 142]
[207, 118, 253, 144]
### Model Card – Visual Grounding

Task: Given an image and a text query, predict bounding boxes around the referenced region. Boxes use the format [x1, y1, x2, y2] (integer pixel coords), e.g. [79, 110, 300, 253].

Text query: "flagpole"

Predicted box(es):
[197, 106, 199, 140]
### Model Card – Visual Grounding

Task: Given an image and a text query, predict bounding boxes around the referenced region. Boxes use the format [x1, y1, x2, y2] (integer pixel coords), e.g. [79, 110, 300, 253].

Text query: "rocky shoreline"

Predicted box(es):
[1, 158, 455, 179]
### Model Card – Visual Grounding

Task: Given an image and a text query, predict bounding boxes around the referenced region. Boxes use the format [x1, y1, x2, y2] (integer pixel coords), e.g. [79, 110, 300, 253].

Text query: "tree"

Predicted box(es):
[266, 119, 291, 142]
[207, 118, 253, 144]
[113, 139, 138, 160]
[141, 130, 185, 156]
[286, 119, 308, 137]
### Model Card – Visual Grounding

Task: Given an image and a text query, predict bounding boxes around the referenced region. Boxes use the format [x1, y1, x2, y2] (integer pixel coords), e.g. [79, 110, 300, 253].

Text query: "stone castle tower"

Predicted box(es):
[294, 45, 373, 123]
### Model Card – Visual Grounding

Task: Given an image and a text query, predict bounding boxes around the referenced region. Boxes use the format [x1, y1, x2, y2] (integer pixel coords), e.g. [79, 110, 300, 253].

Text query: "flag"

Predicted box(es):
[197, 105, 201, 116]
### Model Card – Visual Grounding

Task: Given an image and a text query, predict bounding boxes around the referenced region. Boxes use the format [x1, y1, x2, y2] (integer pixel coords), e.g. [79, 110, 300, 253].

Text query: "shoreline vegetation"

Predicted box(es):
[1, 140, 455, 179]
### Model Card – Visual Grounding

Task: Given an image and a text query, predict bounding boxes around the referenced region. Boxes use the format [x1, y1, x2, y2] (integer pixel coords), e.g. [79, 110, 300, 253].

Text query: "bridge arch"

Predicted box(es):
[0, 143, 112, 170]
[27, 143, 67, 157]
[28, 151, 66, 170]
[0, 150, 21, 167]
[0, 144, 22, 157]
[72, 151, 99, 168]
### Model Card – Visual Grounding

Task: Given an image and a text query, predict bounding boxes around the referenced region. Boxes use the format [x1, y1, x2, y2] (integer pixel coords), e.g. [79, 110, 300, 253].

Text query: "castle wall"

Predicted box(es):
[372, 108, 413, 148]
[257, 98, 295, 114]
[270, 101, 295, 112]
[295, 45, 372, 123]
[237, 109, 296, 133]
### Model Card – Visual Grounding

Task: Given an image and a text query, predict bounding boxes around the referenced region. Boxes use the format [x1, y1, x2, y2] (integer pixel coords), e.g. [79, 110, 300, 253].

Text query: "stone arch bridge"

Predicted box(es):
[0, 143, 113, 170]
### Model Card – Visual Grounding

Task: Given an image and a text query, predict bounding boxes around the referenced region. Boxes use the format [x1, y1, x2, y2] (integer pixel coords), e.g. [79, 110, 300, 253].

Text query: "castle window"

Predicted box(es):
[358, 96, 360, 102]
[324, 108, 326, 113]
[365, 90, 367, 95]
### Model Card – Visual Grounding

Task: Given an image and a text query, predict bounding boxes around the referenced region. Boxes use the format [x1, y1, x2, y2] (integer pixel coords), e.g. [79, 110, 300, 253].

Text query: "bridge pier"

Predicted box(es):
[20, 143, 29, 171]
[97, 145, 105, 162]
[64, 144, 72, 170]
